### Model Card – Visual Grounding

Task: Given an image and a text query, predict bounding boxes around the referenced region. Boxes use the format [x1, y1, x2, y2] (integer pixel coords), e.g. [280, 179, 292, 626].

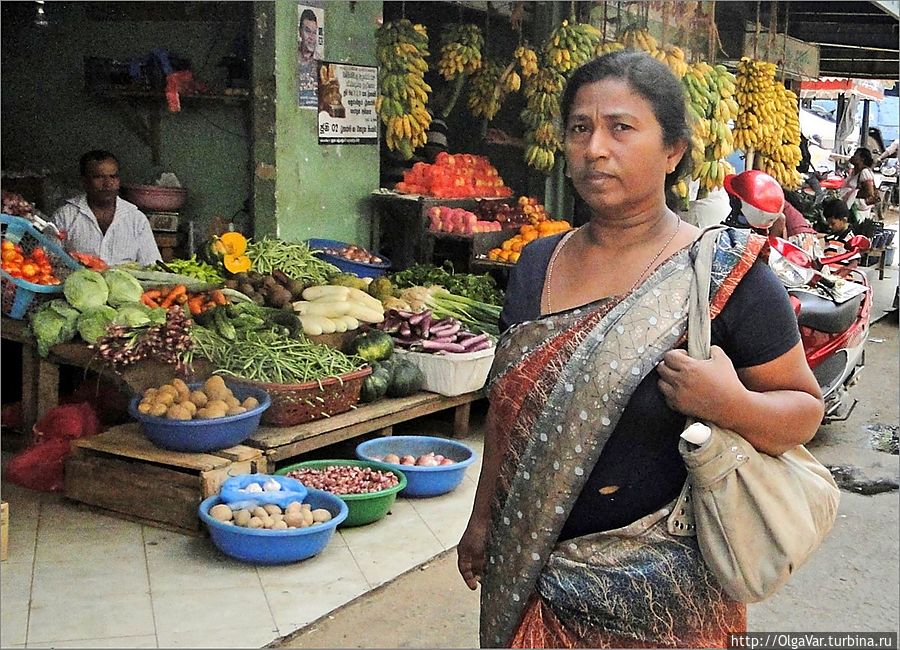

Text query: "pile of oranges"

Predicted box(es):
[486, 219, 572, 264]
[1, 239, 60, 285]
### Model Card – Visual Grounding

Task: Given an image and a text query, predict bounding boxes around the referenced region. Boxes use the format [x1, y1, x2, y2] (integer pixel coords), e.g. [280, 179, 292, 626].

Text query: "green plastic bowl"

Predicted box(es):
[276, 459, 407, 527]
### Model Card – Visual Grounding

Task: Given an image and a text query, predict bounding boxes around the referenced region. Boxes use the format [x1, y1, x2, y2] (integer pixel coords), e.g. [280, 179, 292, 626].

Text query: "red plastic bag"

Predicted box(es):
[5, 402, 103, 493]
[4, 438, 73, 492]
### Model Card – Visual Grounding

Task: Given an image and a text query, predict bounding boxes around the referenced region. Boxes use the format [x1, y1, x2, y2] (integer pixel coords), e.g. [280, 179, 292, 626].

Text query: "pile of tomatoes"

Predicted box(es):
[1, 239, 61, 285]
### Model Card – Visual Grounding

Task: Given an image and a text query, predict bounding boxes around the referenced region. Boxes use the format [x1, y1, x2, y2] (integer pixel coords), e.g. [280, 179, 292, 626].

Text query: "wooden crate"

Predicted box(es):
[1, 501, 8, 562]
[65, 424, 268, 535]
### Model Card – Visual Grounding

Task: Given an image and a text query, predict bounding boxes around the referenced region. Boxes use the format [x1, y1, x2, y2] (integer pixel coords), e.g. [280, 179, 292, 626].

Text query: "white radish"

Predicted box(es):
[345, 287, 385, 312]
[302, 285, 350, 301]
[293, 300, 353, 317]
[333, 315, 360, 331]
[344, 301, 385, 323]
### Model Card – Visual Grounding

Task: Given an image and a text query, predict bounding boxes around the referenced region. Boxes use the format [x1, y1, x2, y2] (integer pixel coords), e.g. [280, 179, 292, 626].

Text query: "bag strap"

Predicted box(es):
[667, 225, 726, 537]
[687, 225, 727, 361]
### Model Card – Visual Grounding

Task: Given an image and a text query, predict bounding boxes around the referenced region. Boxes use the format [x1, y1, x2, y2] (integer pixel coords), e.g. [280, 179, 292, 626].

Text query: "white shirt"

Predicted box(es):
[52, 195, 162, 266]
[841, 167, 876, 220]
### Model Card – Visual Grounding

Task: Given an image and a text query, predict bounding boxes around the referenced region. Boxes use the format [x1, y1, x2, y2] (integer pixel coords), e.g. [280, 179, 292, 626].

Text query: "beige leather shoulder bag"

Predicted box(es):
[667, 226, 841, 603]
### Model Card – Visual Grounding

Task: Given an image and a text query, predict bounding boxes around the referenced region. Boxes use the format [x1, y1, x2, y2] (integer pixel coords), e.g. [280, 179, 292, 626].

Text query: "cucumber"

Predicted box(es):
[213, 308, 237, 341]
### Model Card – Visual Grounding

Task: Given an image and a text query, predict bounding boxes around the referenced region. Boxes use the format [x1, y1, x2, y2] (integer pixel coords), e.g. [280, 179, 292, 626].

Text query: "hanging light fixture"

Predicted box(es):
[34, 1, 49, 27]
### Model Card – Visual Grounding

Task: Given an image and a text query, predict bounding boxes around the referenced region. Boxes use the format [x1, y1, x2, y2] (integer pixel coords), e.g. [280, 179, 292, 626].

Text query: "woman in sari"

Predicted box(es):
[457, 51, 824, 649]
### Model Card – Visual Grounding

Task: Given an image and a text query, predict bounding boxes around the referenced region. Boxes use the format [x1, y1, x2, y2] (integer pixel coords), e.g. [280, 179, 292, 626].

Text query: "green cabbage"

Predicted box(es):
[29, 299, 80, 357]
[113, 302, 152, 327]
[102, 268, 144, 307]
[76, 305, 117, 344]
[63, 269, 108, 311]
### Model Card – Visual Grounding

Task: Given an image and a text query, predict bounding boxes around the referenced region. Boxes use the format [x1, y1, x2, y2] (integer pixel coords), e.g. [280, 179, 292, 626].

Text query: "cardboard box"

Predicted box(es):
[394, 346, 495, 397]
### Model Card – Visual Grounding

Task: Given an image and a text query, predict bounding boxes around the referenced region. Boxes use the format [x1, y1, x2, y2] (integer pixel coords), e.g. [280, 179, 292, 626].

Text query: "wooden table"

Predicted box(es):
[247, 390, 482, 463]
[1, 317, 202, 432]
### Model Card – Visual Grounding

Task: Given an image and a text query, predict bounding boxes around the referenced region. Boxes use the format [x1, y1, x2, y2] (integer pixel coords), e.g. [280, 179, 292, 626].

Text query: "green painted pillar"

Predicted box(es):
[252, 2, 278, 238]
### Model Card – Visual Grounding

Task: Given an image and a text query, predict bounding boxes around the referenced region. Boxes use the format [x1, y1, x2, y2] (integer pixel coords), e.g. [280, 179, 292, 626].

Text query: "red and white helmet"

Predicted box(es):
[723, 170, 784, 229]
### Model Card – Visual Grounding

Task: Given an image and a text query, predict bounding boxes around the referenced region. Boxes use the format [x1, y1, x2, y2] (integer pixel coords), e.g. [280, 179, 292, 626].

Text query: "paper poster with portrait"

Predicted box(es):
[297, 3, 325, 108]
[317, 62, 379, 145]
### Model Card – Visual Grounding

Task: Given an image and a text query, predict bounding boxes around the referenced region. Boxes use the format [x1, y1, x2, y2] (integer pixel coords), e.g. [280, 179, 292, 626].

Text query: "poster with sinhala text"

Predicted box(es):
[317, 62, 379, 145]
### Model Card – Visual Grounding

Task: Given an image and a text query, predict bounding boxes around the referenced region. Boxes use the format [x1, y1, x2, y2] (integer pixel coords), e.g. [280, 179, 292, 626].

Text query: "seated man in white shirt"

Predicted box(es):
[52, 150, 161, 266]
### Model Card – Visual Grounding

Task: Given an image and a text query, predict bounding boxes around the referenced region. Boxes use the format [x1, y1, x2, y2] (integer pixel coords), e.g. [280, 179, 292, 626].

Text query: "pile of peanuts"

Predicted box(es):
[284, 465, 400, 495]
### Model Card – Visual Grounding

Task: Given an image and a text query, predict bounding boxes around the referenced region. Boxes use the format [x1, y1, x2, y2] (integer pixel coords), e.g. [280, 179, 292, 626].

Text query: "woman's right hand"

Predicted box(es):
[457, 516, 489, 590]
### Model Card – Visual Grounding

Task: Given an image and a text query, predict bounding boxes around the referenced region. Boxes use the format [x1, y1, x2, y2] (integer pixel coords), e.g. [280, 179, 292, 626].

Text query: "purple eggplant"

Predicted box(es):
[429, 321, 461, 338]
[459, 333, 490, 350]
[418, 339, 466, 353]
[465, 340, 492, 353]
[407, 309, 432, 326]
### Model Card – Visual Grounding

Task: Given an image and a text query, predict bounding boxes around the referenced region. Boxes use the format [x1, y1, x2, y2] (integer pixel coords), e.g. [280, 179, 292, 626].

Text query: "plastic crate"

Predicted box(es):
[1, 214, 82, 320]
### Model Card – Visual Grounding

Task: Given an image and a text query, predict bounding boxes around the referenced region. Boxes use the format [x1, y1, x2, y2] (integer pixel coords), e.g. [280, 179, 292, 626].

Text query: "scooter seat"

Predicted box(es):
[790, 289, 863, 334]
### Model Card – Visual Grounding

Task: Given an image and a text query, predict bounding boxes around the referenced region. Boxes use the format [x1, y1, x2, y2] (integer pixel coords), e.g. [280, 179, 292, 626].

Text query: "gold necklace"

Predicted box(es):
[542, 215, 682, 314]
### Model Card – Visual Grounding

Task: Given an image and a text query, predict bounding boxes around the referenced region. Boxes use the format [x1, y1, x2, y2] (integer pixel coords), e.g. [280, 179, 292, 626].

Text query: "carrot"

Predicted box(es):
[211, 289, 227, 306]
[141, 294, 160, 308]
[143, 289, 163, 300]
[188, 295, 205, 316]
[160, 284, 187, 309]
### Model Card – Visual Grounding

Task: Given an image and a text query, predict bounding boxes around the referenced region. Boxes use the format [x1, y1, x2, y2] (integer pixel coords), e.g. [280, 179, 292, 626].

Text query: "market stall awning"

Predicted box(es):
[799, 78, 888, 101]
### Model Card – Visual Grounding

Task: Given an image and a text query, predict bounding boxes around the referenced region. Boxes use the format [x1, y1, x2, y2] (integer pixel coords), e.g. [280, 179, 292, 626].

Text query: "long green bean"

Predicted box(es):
[189, 326, 365, 384]
[246, 237, 339, 284]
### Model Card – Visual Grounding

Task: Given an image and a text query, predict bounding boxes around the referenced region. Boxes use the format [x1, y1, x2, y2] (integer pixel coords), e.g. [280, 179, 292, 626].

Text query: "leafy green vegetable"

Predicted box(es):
[102, 268, 144, 307]
[63, 269, 109, 311]
[113, 302, 152, 327]
[76, 305, 117, 344]
[388, 262, 503, 305]
[29, 299, 80, 356]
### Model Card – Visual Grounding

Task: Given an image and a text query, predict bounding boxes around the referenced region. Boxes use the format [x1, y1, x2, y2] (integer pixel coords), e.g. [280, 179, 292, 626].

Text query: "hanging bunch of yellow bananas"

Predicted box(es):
[468, 60, 520, 121]
[732, 57, 802, 187]
[375, 19, 432, 160]
[732, 57, 778, 156]
[520, 67, 566, 174]
[514, 45, 539, 78]
[618, 28, 689, 79]
[436, 24, 483, 80]
[545, 19, 602, 75]
[596, 41, 626, 56]
[682, 62, 738, 193]
[759, 85, 803, 188]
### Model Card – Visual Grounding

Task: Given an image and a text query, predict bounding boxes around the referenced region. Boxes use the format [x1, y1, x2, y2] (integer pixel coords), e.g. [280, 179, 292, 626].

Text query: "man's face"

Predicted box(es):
[826, 216, 848, 233]
[300, 18, 318, 58]
[82, 158, 120, 203]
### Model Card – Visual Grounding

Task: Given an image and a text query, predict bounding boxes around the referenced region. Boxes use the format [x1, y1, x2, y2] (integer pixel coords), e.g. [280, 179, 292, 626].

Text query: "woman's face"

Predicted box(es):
[564, 78, 685, 216]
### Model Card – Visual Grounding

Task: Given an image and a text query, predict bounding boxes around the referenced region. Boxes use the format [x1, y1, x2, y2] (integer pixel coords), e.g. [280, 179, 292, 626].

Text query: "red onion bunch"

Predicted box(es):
[93, 305, 193, 370]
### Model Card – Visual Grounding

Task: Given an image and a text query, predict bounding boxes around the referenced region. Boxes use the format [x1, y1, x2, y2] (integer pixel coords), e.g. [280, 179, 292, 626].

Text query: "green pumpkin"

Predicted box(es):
[386, 358, 424, 398]
[359, 362, 392, 403]
[347, 329, 395, 363]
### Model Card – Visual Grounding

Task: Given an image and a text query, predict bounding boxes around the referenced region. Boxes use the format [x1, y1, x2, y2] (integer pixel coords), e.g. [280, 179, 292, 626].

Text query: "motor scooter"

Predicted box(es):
[767, 234, 872, 422]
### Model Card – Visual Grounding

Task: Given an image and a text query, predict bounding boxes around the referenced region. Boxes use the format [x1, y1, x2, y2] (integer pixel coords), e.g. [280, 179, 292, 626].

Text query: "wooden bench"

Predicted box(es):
[65, 425, 268, 535]
[246, 390, 482, 463]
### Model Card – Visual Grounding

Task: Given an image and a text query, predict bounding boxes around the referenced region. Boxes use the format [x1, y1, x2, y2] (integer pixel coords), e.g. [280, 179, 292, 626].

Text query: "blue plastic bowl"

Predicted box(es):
[129, 382, 271, 453]
[305, 238, 391, 279]
[355, 435, 477, 498]
[199, 489, 348, 565]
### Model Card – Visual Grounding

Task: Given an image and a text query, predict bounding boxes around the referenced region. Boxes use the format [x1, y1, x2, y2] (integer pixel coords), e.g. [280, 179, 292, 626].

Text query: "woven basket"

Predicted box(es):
[230, 367, 372, 428]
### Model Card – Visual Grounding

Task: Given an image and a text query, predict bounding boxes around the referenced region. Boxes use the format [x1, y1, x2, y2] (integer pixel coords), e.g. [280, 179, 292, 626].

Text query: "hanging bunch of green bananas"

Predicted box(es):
[544, 19, 602, 75]
[514, 45, 539, 78]
[759, 85, 803, 188]
[437, 24, 484, 80]
[375, 19, 432, 159]
[520, 67, 566, 174]
[682, 62, 738, 193]
[468, 60, 520, 120]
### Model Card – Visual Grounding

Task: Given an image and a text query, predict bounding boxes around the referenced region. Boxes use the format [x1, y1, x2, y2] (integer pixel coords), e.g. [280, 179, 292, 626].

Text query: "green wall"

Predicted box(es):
[272, 0, 381, 244]
[0, 2, 251, 241]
